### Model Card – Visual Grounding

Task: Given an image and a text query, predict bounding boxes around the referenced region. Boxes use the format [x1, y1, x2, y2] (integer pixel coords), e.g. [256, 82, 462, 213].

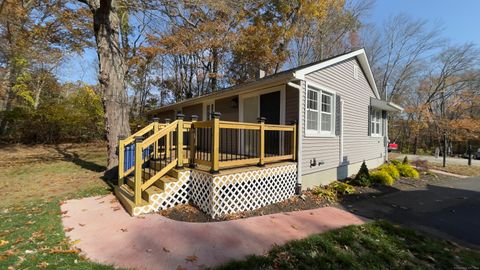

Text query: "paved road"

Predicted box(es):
[339, 176, 480, 248]
[394, 154, 480, 166]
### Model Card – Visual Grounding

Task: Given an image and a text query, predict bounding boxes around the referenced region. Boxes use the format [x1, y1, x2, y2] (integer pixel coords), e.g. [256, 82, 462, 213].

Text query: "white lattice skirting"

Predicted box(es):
[132, 163, 297, 218]
[132, 170, 191, 216]
[191, 164, 297, 218]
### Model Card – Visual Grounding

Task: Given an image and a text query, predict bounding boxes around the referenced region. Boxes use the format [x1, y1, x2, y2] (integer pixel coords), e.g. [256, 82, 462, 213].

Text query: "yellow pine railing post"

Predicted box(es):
[210, 112, 221, 173]
[134, 136, 143, 205]
[117, 135, 126, 186]
[176, 114, 185, 169]
[189, 115, 198, 168]
[152, 117, 159, 160]
[291, 120, 297, 161]
[164, 118, 171, 159]
[258, 117, 266, 167]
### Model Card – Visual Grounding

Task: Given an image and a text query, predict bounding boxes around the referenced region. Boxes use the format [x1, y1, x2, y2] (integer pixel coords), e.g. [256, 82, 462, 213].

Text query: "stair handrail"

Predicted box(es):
[133, 120, 180, 203]
[123, 122, 155, 146]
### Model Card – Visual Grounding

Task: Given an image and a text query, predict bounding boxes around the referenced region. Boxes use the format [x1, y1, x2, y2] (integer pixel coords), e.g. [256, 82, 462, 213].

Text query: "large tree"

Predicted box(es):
[78, 0, 131, 178]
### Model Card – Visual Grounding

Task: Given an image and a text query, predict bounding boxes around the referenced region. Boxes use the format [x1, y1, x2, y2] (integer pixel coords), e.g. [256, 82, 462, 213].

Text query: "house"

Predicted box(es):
[115, 49, 403, 218]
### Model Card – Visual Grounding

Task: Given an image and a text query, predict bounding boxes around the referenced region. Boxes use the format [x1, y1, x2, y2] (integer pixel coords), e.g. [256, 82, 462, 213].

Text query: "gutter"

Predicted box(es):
[148, 72, 295, 115]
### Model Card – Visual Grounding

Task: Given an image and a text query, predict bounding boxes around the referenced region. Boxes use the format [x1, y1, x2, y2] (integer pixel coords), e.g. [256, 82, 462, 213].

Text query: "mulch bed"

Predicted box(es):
[159, 190, 331, 223]
[159, 171, 446, 223]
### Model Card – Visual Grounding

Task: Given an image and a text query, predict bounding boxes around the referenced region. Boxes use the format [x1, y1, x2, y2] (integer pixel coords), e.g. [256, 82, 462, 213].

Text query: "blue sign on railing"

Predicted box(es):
[124, 144, 152, 173]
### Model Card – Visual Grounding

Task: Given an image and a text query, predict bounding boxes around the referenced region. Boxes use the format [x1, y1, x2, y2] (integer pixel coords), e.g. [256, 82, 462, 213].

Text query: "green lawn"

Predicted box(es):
[1, 144, 479, 269]
[0, 193, 116, 269]
[216, 221, 480, 270]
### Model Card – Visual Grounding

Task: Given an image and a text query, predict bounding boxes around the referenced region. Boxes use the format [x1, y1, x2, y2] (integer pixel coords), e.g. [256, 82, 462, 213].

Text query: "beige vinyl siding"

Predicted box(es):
[182, 103, 203, 120]
[302, 58, 385, 176]
[215, 96, 239, 121]
[155, 110, 176, 123]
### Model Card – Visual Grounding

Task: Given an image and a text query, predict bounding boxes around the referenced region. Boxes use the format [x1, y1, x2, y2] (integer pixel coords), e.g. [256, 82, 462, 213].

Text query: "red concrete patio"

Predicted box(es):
[61, 195, 366, 270]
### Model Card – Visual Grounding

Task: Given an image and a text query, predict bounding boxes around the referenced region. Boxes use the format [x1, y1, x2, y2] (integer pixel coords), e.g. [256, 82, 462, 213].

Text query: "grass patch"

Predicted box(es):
[0, 198, 114, 269]
[0, 143, 110, 208]
[215, 221, 480, 270]
[429, 163, 480, 177]
[0, 143, 116, 269]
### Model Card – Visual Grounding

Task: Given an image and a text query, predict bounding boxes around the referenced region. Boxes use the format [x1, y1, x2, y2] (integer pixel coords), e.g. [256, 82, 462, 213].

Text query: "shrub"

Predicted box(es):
[312, 186, 337, 203]
[370, 170, 395, 186]
[397, 163, 420, 179]
[402, 156, 409, 164]
[329, 181, 356, 195]
[351, 161, 371, 186]
[312, 181, 356, 203]
[390, 159, 401, 166]
[412, 159, 430, 171]
[379, 163, 400, 180]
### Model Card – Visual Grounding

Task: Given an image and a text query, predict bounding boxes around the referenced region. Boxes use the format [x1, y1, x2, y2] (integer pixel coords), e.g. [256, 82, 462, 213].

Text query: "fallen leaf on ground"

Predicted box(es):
[120, 228, 128, 232]
[37, 261, 49, 268]
[291, 224, 299, 230]
[25, 221, 35, 225]
[49, 249, 79, 254]
[137, 216, 145, 219]
[61, 210, 68, 215]
[0, 240, 9, 247]
[64, 227, 74, 232]
[70, 239, 81, 245]
[78, 223, 85, 227]
[13, 238, 24, 244]
[112, 206, 121, 211]
[185, 255, 198, 263]
[163, 247, 170, 253]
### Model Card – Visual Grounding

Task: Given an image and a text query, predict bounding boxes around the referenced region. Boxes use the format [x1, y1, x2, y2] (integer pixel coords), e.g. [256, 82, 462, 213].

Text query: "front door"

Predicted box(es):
[260, 91, 281, 156]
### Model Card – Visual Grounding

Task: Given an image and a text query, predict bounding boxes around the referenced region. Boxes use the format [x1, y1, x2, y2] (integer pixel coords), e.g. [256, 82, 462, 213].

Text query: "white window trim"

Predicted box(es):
[305, 81, 336, 137]
[371, 108, 383, 137]
[203, 101, 215, 120]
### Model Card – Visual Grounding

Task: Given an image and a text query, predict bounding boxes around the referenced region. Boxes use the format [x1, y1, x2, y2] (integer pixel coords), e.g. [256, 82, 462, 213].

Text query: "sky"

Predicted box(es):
[56, 0, 480, 85]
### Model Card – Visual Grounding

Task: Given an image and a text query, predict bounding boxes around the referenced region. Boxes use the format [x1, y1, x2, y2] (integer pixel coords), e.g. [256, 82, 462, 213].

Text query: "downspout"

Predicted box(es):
[287, 80, 303, 193]
[340, 99, 344, 164]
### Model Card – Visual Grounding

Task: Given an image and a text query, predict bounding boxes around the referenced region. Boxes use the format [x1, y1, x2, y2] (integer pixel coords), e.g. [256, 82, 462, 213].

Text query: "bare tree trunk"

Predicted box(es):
[81, 0, 131, 179]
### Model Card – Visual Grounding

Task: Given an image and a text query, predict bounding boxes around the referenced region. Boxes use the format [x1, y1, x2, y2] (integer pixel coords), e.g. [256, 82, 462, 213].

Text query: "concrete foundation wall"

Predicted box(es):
[301, 156, 384, 189]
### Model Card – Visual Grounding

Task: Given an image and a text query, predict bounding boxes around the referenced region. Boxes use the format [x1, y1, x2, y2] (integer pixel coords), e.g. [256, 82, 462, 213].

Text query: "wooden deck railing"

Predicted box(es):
[117, 112, 296, 205]
[192, 113, 296, 173]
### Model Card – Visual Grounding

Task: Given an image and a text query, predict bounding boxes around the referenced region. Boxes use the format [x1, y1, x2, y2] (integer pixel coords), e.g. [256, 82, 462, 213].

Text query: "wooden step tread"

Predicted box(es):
[143, 186, 164, 200]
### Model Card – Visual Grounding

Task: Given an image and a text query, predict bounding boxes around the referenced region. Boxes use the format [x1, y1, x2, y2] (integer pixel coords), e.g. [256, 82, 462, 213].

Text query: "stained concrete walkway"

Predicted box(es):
[61, 195, 366, 270]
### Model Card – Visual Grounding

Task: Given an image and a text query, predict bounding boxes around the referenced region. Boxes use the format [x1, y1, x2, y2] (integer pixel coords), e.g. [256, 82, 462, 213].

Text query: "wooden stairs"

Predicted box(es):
[114, 160, 183, 216]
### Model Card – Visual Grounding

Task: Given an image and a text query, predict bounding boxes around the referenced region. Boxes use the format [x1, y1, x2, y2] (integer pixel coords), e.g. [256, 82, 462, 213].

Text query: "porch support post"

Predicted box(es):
[165, 118, 171, 158]
[189, 115, 198, 168]
[134, 136, 143, 205]
[176, 114, 185, 169]
[211, 112, 221, 173]
[117, 135, 125, 186]
[258, 117, 266, 167]
[152, 117, 159, 160]
[291, 121, 297, 161]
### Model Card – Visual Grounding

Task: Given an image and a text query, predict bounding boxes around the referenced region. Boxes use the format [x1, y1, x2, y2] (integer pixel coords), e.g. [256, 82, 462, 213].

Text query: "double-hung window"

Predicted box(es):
[306, 84, 335, 136]
[370, 108, 383, 136]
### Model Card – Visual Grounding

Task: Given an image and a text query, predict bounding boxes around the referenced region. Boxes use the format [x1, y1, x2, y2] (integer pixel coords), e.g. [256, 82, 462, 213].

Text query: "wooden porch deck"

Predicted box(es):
[116, 113, 297, 216]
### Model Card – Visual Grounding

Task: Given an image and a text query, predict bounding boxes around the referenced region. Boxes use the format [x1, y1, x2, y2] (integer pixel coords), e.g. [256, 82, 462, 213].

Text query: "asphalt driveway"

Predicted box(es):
[340, 176, 480, 248]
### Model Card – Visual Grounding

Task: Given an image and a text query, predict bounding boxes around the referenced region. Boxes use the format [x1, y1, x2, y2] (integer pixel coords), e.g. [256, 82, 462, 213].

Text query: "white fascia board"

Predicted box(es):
[293, 49, 381, 99]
